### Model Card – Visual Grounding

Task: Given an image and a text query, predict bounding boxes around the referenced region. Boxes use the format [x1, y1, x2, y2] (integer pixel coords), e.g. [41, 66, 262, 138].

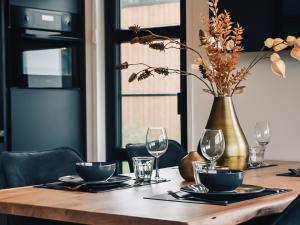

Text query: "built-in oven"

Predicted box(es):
[8, 6, 82, 88]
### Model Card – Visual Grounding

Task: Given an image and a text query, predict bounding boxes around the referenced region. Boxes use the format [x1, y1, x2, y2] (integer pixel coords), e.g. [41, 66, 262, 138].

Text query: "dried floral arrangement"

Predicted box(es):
[117, 0, 300, 97]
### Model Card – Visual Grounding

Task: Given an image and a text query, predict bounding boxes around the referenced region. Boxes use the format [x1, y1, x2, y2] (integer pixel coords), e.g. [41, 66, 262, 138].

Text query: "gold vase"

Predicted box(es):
[204, 97, 249, 170]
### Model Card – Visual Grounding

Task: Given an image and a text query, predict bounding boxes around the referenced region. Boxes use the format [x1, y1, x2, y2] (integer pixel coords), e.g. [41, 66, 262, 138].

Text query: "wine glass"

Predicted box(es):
[254, 121, 271, 147]
[146, 127, 168, 182]
[200, 129, 225, 169]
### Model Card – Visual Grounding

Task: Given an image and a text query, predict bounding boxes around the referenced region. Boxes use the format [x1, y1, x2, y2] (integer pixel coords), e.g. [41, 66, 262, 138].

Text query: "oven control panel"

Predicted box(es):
[11, 7, 77, 33]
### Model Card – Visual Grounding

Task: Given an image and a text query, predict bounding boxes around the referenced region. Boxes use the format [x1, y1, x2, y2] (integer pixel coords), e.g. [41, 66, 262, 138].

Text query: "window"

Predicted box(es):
[120, 0, 180, 28]
[121, 40, 181, 146]
[105, 0, 187, 167]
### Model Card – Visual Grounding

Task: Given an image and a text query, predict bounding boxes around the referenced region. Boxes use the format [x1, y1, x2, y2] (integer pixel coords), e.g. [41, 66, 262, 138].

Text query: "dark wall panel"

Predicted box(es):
[219, 0, 300, 51]
[10, 88, 83, 154]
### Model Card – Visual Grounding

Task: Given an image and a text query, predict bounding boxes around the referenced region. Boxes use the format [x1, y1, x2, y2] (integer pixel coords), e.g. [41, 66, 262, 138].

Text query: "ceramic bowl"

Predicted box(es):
[198, 170, 243, 192]
[76, 162, 116, 181]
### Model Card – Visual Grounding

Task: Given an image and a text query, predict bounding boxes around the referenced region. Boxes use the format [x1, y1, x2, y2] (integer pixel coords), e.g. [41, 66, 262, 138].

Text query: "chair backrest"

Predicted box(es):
[0, 147, 83, 188]
[126, 140, 186, 172]
[272, 194, 300, 225]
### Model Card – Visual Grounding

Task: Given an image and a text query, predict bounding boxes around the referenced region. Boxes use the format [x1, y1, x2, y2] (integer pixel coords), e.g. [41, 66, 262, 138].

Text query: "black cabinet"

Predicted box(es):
[0, 0, 5, 149]
[9, 0, 80, 13]
[0, 0, 86, 156]
[10, 88, 84, 155]
[219, 0, 300, 51]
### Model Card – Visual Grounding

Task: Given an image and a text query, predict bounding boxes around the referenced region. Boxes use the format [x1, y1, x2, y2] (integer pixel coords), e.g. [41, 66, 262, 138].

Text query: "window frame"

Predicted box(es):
[104, 0, 187, 167]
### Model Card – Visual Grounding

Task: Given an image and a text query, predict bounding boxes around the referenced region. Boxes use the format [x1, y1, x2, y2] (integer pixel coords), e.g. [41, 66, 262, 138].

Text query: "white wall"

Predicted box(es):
[186, 1, 300, 161]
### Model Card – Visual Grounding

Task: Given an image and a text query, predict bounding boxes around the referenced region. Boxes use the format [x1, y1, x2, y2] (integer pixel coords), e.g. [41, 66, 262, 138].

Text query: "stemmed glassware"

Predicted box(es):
[146, 127, 168, 182]
[254, 121, 271, 149]
[253, 121, 270, 166]
[200, 129, 225, 169]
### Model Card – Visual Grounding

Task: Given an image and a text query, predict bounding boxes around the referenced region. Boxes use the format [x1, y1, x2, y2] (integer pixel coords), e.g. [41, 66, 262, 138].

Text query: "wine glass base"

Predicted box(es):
[153, 177, 167, 183]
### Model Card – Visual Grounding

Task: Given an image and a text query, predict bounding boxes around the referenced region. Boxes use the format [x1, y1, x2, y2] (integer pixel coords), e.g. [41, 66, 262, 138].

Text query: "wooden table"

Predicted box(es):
[0, 161, 299, 225]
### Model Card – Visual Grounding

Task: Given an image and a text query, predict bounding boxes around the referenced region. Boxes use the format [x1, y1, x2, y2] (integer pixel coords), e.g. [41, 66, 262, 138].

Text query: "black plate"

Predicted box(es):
[181, 184, 265, 197]
[59, 175, 132, 187]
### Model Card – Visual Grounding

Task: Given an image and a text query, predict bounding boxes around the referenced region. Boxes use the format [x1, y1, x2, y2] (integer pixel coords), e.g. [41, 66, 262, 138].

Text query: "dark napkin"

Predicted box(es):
[246, 163, 278, 170]
[144, 188, 291, 206]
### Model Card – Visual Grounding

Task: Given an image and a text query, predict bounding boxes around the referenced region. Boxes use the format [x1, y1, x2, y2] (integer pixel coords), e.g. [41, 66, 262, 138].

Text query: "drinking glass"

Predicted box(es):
[200, 129, 225, 169]
[192, 160, 211, 184]
[248, 146, 265, 167]
[133, 157, 154, 184]
[254, 121, 271, 148]
[146, 127, 168, 182]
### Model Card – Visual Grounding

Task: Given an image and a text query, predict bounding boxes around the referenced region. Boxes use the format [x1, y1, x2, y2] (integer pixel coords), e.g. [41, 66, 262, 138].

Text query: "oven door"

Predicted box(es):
[11, 32, 80, 88]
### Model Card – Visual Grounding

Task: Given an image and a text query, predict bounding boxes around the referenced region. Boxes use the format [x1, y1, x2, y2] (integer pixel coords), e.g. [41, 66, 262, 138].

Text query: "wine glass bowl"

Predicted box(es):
[146, 127, 168, 182]
[146, 139, 167, 158]
[254, 121, 271, 147]
[200, 129, 225, 169]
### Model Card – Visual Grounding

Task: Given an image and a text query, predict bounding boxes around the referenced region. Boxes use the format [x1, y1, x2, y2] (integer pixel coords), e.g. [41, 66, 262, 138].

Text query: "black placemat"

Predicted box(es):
[246, 163, 278, 170]
[276, 172, 300, 177]
[35, 179, 170, 193]
[144, 188, 291, 206]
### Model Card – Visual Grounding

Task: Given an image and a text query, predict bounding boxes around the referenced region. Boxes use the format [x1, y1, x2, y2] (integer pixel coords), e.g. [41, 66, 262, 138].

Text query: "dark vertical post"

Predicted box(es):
[180, 0, 187, 151]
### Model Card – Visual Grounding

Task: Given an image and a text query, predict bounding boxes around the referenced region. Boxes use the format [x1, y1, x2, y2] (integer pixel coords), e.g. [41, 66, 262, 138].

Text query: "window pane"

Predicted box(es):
[121, 41, 180, 94]
[120, 0, 180, 29]
[122, 96, 180, 146]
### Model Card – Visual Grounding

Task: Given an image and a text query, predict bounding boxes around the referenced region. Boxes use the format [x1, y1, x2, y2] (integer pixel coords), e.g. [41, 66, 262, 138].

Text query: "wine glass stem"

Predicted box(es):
[155, 157, 159, 182]
[259, 144, 267, 150]
[210, 160, 216, 169]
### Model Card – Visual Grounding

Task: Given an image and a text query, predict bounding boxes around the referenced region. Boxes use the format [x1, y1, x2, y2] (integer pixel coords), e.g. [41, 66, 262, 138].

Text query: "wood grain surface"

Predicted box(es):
[0, 160, 299, 225]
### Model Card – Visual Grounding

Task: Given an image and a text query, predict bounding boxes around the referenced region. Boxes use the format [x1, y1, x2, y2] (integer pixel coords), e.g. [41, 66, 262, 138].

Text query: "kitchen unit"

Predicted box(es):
[0, 0, 86, 157]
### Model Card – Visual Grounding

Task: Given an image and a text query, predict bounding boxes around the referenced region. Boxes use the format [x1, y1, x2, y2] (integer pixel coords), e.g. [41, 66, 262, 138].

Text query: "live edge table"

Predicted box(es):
[0, 161, 300, 225]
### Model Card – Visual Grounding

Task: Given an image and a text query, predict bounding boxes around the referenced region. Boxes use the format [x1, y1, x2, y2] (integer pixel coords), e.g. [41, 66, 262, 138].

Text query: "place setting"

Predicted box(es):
[36, 128, 171, 193]
[35, 162, 134, 193]
[145, 129, 291, 206]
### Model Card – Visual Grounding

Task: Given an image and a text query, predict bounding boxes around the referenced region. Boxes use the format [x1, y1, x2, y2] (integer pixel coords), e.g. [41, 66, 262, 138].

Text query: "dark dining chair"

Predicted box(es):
[125, 139, 186, 172]
[0, 147, 84, 225]
[271, 194, 300, 225]
[242, 195, 300, 225]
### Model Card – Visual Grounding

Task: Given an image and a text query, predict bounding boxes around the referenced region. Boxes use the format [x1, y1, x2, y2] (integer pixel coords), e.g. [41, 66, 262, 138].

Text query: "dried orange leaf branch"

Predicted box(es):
[117, 0, 300, 97]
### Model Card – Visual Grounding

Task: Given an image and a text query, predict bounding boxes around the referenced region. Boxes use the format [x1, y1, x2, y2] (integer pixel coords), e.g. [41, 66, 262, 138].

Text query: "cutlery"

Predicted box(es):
[167, 191, 228, 205]
[289, 168, 300, 176]
[265, 188, 291, 193]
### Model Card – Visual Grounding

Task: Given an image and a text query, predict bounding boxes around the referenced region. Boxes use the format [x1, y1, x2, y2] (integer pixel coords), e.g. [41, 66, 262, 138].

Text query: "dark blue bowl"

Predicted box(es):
[199, 170, 244, 192]
[76, 162, 116, 181]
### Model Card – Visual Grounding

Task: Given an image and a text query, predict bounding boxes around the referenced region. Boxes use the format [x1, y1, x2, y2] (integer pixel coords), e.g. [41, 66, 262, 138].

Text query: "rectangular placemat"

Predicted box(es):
[246, 163, 278, 170]
[144, 188, 291, 206]
[35, 179, 170, 193]
[276, 172, 300, 177]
